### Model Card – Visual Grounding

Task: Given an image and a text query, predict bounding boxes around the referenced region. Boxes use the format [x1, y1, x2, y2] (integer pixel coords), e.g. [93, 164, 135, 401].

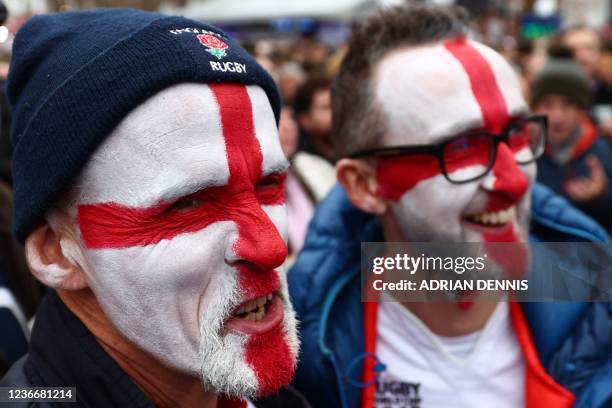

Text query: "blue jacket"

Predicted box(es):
[289, 183, 612, 408]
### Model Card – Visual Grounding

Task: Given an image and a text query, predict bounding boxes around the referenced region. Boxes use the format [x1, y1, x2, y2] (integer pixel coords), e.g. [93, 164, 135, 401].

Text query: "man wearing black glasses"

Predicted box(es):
[287, 5, 612, 408]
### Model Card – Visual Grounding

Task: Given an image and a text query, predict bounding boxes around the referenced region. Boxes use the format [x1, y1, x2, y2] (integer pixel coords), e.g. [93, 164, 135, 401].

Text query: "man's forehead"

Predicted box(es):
[374, 39, 527, 146]
[76, 83, 285, 206]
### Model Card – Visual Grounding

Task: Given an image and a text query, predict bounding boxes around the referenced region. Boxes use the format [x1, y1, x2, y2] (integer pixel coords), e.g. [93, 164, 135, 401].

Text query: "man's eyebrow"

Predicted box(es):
[431, 109, 530, 144]
[263, 159, 290, 176]
[430, 118, 485, 144]
[145, 160, 290, 205]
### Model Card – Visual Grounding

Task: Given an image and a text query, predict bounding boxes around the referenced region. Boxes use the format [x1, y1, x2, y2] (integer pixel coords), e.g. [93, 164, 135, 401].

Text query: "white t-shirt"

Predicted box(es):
[375, 301, 524, 408]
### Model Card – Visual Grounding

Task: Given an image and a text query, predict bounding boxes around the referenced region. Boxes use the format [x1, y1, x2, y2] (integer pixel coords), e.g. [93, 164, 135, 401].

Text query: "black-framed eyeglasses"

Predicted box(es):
[349, 114, 548, 184]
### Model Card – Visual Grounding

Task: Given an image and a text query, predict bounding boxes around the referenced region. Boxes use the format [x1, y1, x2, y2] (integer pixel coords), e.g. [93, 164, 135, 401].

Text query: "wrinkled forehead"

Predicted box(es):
[75, 83, 285, 206]
[375, 39, 527, 145]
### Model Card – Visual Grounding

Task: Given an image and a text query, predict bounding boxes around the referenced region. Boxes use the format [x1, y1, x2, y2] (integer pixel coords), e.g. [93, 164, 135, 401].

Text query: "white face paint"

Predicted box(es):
[61, 83, 299, 398]
[374, 39, 535, 245]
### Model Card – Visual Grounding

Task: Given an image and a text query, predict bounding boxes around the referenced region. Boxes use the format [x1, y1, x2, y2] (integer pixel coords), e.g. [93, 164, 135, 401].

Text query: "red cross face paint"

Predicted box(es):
[374, 39, 534, 257]
[63, 83, 298, 398]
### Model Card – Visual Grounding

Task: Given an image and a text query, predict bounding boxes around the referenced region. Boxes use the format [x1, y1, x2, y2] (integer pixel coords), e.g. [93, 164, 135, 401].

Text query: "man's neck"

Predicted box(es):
[58, 289, 218, 408]
[380, 218, 500, 337]
[401, 300, 499, 337]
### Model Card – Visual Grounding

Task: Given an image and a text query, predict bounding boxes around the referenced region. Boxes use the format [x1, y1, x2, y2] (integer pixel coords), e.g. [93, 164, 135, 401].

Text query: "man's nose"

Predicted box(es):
[481, 142, 529, 201]
[231, 201, 288, 271]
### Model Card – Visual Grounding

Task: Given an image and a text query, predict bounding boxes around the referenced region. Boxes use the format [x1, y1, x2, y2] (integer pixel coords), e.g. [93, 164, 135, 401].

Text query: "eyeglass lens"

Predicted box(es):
[441, 119, 545, 183]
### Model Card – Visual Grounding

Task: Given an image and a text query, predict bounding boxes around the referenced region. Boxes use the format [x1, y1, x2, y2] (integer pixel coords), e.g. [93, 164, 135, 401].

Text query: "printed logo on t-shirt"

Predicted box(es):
[375, 377, 422, 408]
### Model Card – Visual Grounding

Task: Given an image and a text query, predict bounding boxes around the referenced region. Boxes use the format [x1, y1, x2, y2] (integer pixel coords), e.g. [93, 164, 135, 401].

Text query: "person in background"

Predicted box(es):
[594, 39, 612, 143]
[277, 62, 306, 107]
[283, 76, 337, 254]
[295, 76, 335, 164]
[532, 46, 612, 232]
[0, 0, 45, 372]
[0, 181, 30, 375]
[278, 105, 314, 259]
[563, 26, 612, 107]
[288, 5, 611, 408]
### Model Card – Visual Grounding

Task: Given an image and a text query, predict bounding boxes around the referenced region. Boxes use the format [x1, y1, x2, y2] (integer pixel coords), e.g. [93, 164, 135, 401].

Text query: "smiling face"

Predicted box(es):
[58, 83, 298, 398]
[374, 38, 535, 245]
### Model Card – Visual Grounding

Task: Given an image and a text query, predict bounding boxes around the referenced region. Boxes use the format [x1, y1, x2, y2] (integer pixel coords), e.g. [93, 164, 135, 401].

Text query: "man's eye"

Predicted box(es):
[255, 173, 287, 205]
[167, 197, 201, 213]
[256, 176, 282, 190]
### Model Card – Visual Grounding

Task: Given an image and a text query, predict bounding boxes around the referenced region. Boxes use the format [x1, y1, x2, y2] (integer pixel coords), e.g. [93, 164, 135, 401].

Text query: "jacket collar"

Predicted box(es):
[24, 291, 154, 407]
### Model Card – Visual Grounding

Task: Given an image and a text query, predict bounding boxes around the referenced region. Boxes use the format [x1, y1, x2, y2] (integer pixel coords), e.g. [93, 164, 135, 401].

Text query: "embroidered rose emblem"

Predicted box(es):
[197, 34, 228, 59]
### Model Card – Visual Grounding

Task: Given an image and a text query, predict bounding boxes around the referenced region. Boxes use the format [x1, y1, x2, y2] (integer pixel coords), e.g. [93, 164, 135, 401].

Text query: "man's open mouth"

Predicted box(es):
[463, 206, 516, 226]
[233, 293, 275, 322]
[225, 291, 284, 335]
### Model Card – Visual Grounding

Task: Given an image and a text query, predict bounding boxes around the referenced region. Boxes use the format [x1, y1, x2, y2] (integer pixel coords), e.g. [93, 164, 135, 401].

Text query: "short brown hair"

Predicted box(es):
[332, 5, 469, 157]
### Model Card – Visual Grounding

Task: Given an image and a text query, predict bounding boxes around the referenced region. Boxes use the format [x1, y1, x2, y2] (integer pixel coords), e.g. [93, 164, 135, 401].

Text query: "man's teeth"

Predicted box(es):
[234, 294, 274, 322]
[468, 206, 516, 225]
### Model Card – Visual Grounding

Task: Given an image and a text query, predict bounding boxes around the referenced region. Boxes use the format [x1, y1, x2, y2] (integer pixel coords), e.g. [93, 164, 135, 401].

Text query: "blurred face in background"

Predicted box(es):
[300, 87, 332, 139]
[564, 28, 601, 79]
[278, 63, 306, 106]
[532, 94, 582, 145]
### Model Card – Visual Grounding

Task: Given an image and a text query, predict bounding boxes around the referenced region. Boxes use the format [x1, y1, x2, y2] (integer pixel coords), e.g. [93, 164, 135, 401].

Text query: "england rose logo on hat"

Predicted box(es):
[197, 33, 228, 59]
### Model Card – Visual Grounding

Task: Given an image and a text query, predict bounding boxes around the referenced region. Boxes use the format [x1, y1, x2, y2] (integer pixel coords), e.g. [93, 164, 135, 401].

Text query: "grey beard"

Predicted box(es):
[198, 269, 259, 398]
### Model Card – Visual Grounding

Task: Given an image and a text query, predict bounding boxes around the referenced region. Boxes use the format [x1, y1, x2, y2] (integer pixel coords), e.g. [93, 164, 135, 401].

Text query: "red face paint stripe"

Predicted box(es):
[488, 145, 529, 204]
[209, 84, 287, 270]
[377, 149, 489, 201]
[444, 37, 509, 133]
[208, 85, 291, 391]
[377, 156, 441, 201]
[432, 40, 530, 219]
[77, 180, 287, 249]
[77, 187, 248, 249]
[238, 269, 281, 301]
[244, 325, 295, 398]
[209, 83, 263, 185]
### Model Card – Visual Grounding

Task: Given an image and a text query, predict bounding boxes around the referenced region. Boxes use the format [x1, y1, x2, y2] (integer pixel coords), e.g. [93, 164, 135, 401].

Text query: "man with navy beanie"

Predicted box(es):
[1, 8, 300, 407]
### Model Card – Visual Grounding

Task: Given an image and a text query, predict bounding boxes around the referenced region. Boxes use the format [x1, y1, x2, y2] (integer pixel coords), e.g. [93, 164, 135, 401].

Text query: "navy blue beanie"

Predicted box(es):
[8, 8, 281, 243]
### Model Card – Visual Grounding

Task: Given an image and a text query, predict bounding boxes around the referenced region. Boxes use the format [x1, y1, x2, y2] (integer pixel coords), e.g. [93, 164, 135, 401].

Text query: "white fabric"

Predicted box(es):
[291, 152, 336, 203]
[285, 170, 314, 254]
[375, 301, 525, 408]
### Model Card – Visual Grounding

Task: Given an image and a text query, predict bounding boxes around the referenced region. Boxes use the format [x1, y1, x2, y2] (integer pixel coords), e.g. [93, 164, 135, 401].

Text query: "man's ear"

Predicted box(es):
[25, 222, 88, 291]
[336, 158, 388, 215]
